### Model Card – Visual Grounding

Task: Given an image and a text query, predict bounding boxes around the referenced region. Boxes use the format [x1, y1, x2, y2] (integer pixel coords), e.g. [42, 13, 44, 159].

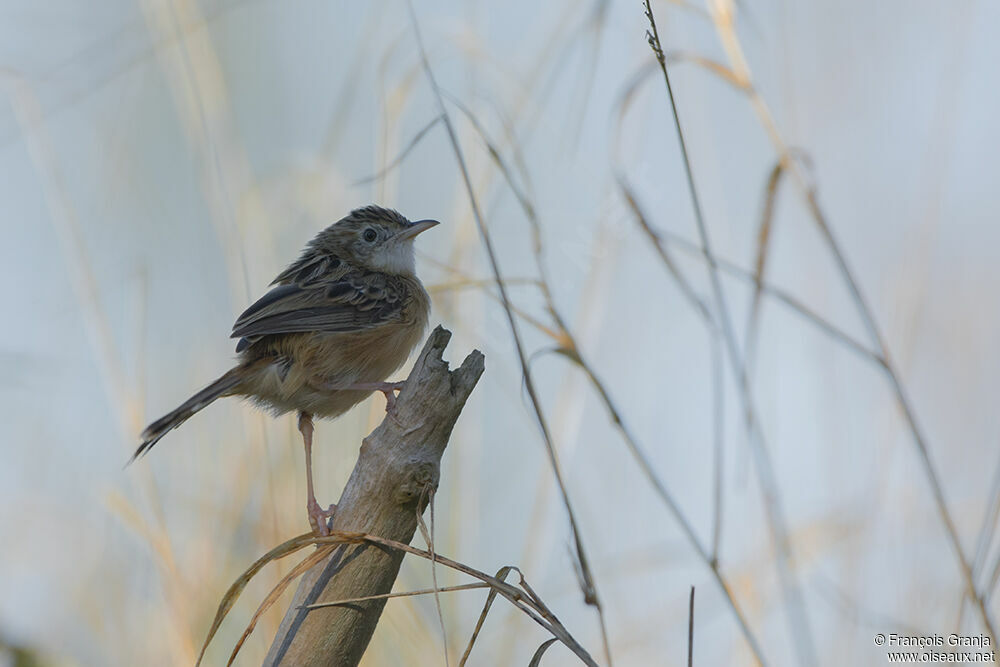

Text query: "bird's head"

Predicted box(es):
[313, 205, 439, 275]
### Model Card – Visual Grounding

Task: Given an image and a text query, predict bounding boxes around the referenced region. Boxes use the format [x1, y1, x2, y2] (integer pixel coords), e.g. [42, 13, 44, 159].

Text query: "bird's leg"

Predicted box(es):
[347, 381, 406, 412]
[320, 380, 407, 412]
[297, 411, 335, 536]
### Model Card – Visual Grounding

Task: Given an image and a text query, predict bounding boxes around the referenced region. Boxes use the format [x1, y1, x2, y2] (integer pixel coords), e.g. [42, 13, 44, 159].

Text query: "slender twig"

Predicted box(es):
[973, 451, 1000, 588]
[644, 2, 817, 664]
[315, 533, 599, 666]
[812, 572, 926, 637]
[809, 182, 996, 643]
[611, 57, 875, 360]
[744, 161, 785, 372]
[302, 583, 489, 610]
[985, 545, 1000, 602]
[687, 586, 695, 667]
[416, 486, 450, 667]
[404, 4, 610, 663]
[427, 276, 540, 293]
[618, 173, 729, 565]
[640, 214, 881, 366]
[353, 114, 443, 185]
[459, 566, 517, 667]
[976, 449, 1000, 606]
[560, 0, 608, 149]
[616, 174, 713, 322]
[709, 333, 725, 563]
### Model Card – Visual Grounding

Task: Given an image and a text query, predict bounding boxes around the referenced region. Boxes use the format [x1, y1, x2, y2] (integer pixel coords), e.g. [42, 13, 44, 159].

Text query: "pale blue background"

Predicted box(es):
[2, 0, 998, 665]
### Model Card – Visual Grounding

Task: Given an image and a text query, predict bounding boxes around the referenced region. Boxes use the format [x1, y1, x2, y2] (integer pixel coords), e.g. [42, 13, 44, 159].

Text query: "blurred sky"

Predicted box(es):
[2, 0, 999, 665]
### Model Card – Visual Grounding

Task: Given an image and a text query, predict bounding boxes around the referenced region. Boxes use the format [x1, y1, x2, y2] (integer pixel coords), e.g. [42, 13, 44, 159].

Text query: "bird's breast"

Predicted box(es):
[240, 277, 430, 419]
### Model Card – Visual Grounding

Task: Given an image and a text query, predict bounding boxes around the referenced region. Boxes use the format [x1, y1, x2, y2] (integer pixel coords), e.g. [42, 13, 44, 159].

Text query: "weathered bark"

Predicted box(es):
[263, 326, 484, 667]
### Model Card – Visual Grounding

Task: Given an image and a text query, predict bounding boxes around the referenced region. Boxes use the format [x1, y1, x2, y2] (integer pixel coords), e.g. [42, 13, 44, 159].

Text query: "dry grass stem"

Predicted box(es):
[702, 0, 997, 644]
[203, 531, 597, 667]
[405, 3, 611, 663]
[644, 1, 817, 663]
[302, 583, 490, 610]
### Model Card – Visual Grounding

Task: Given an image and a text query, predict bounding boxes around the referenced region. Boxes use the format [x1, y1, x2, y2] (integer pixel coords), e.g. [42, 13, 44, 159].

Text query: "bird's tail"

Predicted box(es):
[128, 370, 242, 464]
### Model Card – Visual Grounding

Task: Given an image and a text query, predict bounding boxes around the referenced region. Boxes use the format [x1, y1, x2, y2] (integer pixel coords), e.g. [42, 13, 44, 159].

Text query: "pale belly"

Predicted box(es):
[234, 319, 426, 419]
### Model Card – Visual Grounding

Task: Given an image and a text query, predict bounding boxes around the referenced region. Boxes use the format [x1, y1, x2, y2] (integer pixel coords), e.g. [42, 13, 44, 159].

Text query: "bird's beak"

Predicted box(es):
[395, 218, 440, 242]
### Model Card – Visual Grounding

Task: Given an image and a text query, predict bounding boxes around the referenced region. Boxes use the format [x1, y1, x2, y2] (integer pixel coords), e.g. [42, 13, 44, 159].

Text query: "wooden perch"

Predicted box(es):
[263, 326, 485, 667]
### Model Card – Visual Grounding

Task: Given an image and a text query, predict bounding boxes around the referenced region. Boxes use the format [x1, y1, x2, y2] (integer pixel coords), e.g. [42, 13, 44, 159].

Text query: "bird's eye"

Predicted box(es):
[363, 228, 378, 243]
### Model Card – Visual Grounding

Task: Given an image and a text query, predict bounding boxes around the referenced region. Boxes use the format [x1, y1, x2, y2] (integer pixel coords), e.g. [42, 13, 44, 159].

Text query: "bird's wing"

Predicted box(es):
[270, 251, 344, 286]
[231, 269, 405, 347]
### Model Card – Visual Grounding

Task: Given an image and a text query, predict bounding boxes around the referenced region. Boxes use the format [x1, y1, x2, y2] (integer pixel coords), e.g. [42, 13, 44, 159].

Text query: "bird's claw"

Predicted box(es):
[379, 382, 405, 412]
[308, 498, 337, 537]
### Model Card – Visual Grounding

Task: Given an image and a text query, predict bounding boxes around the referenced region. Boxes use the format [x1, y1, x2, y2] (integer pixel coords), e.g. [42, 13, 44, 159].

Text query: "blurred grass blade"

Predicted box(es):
[529, 638, 559, 667]
[353, 114, 443, 185]
[743, 160, 785, 367]
[302, 583, 489, 609]
[458, 566, 514, 667]
[197, 532, 317, 666]
[405, 2, 608, 649]
[416, 486, 449, 667]
[227, 546, 333, 666]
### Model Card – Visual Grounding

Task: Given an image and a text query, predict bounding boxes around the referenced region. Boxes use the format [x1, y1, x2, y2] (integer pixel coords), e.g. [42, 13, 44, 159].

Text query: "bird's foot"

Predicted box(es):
[375, 381, 405, 412]
[345, 381, 405, 412]
[308, 498, 337, 537]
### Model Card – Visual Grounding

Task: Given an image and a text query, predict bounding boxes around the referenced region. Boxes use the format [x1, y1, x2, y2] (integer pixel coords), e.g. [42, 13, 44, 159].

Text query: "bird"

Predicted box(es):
[130, 205, 438, 535]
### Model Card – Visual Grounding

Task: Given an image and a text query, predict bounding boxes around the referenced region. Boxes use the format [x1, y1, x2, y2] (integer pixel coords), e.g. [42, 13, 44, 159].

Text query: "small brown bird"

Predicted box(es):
[131, 205, 438, 535]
